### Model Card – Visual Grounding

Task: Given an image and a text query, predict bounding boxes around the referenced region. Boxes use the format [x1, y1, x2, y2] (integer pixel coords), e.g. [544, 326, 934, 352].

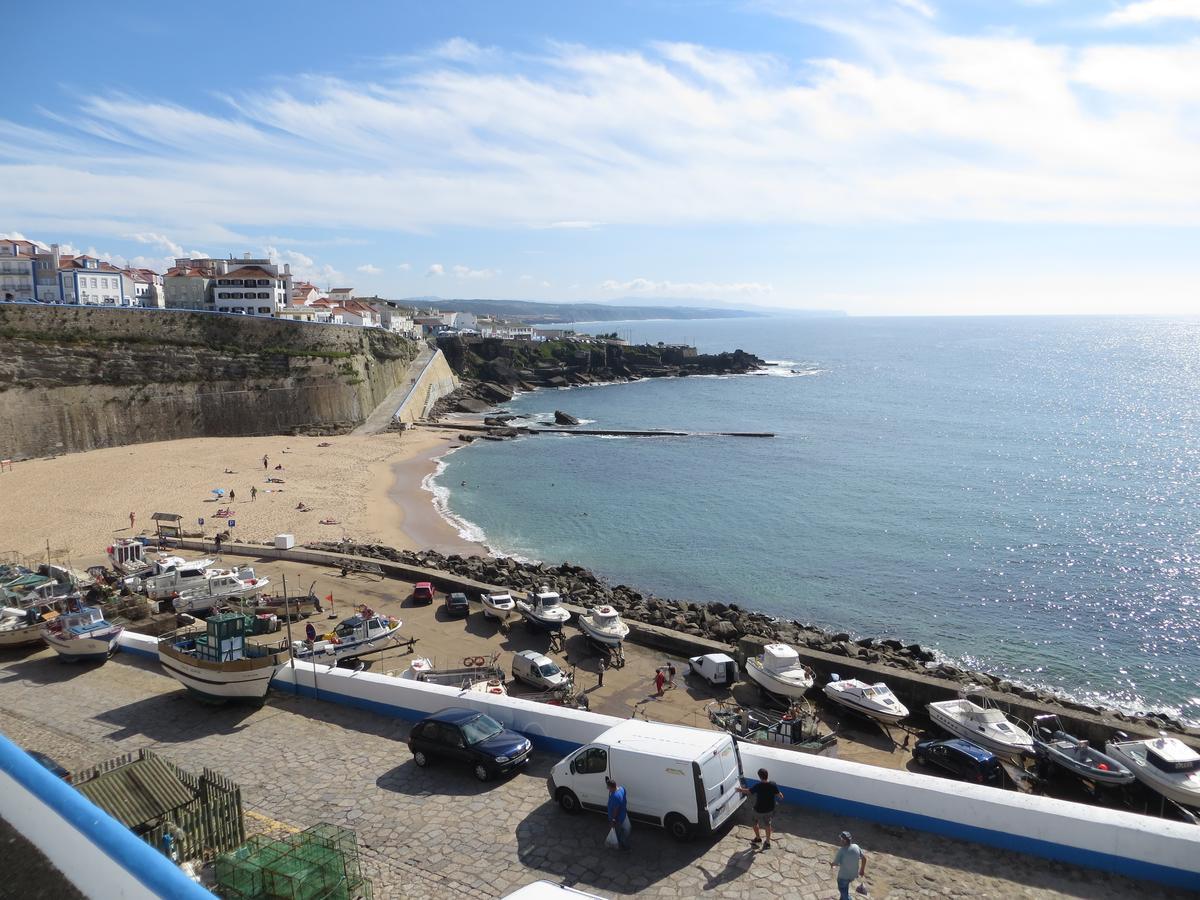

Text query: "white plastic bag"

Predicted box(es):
[605, 827, 619, 849]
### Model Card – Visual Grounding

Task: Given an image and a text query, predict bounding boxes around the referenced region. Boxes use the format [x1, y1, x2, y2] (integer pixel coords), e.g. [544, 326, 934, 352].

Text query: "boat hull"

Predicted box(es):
[1106, 743, 1200, 808]
[481, 602, 514, 620]
[1036, 741, 1134, 786]
[822, 687, 908, 725]
[294, 624, 402, 664]
[44, 627, 123, 662]
[518, 611, 565, 632]
[158, 645, 286, 704]
[578, 624, 626, 647]
[746, 660, 812, 699]
[0, 625, 46, 648]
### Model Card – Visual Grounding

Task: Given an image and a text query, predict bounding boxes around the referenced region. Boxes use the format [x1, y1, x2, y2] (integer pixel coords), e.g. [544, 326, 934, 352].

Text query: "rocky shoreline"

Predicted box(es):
[311, 541, 1195, 738]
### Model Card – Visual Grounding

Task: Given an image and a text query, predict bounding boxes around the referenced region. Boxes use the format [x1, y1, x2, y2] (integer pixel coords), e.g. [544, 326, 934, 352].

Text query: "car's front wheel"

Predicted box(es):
[413, 750, 429, 768]
[474, 762, 493, 782]
[556, 788, 581, 813]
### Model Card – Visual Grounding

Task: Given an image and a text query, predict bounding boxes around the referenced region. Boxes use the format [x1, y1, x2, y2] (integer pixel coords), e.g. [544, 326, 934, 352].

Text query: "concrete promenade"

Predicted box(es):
[0, 648, 1176, 899]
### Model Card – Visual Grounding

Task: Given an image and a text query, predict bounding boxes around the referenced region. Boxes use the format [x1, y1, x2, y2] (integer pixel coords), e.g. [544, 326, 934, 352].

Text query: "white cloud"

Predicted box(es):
[600, 278, 773, 297]
[3, 24, 1200, 238]
[1103, 0, 1200, 25]
[540, 280, 551, 288]
[356, 263, 382, 274]
[452, 264, 497, 279]
[264, 245, 341, 283]
[397, 262, 411, 271]
[426, 263, 444, 276]
[518, 274, 534, 281]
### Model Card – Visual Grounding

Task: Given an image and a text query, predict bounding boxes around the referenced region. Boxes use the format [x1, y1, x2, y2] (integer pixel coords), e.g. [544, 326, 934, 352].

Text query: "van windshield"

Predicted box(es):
[538, 664, 560, 676]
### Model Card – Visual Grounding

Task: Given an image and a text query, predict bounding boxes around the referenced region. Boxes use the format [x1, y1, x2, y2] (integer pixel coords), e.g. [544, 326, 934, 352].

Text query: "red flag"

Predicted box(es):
[324, 593, 334, 602]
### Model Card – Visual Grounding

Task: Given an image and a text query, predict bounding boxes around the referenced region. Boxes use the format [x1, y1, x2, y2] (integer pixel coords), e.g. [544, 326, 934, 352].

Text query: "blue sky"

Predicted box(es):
[3, 0, 1199, 315]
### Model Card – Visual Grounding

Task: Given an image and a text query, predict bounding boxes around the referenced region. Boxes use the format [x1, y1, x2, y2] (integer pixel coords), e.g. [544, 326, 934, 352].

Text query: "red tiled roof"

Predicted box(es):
[218, 266, 281, 280]
[59, 255, 124, 274]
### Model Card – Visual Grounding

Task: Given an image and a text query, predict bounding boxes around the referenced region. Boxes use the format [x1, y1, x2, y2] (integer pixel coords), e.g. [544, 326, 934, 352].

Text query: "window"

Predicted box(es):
[90, 277, 97, 288]
[572, 747, 608, 775]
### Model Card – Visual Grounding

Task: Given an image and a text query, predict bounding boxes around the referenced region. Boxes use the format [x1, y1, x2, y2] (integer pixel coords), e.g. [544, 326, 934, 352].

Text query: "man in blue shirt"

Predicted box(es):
[831, 830, 867, 900]
[606, 777, 631, 850]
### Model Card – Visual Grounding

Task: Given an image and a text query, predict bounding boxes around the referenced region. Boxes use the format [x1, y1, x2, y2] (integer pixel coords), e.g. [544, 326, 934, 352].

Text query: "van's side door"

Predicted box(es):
[568, 746, 610, 812]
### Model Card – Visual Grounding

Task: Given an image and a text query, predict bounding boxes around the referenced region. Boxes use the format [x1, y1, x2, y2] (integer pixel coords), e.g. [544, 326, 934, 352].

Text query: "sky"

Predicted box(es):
[2, 0, 1199, 316]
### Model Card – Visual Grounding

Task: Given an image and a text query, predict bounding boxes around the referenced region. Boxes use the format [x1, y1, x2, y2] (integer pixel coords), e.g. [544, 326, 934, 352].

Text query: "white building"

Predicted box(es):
[59, 255, 133, 306]
[440, 310, 478, 330]
[0, 239, 38, 302]
[124, 268, 165, 307]
[164, 254, 293, 314]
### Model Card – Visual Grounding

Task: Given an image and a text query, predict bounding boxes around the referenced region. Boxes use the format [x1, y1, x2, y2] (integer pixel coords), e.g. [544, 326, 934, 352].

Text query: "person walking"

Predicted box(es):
[229, 489, 236, 503]
[737, 768, 783, 850]
[129, 511, 136, 530]
[831, 831, 867, 900]
[262, 454, 269, 470]
[250, 486, 257, 502]
[598, 656, 606, 688]
[606, 777, 631, 850]
[654, 667, 666, 697]
[214, 532, 223, 554]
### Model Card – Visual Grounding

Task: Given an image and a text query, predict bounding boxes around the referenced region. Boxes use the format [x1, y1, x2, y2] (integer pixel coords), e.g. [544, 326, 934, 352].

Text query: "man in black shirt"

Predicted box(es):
[737, 767, 783, 850]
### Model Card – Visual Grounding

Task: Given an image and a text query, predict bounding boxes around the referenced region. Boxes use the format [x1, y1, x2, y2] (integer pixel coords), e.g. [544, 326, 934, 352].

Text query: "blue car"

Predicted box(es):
[913, 738, 1001, 785]
[408, 707, 532, 782]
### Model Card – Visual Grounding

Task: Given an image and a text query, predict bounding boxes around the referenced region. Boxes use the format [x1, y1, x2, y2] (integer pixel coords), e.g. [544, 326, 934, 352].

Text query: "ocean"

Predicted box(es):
[431, 315, 1200, 725]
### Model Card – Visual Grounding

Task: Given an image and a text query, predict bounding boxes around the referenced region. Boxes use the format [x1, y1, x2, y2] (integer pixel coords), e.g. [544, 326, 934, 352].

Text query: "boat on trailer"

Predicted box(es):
[291, 608, 402, 664]
[822, 674, 909, 725]
[158, 611, 290, 704]
[481, 592, 516, 621]
[515, 587, 571, 631]
[1031, 715, 1133, 786]
[707, 699, 838, 757]
[927, 695, 1035, 759]
[42, 606, 124, 662]
[171, 568, 269, 614]
[1105, 732, 1200, 810]
[578, 605, 629, 647]
[745, 643, 814, 700]
[397, 654, 507, 690]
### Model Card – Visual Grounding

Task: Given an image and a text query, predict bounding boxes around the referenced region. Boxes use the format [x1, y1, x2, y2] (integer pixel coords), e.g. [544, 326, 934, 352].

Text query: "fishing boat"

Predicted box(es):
[481, 591, 516, 621]
[0, 606, 50, 648]
[823, 674, 909, 725]
[515, 587, 571, 631]
[1030, 715, 1134, 786]
[158, 611, 290, 703]
[242, 589, 322, 620]
[131, 557, 218, 600]
[1105, 732, 1200, 809]
[745, 644, 814, 700]
[171, 568, 269, 614]
[578, 605, 629, 647]
[41, 606, 123, 662]
[707, 698, 838, 757]
[107, 539, 155, 576]
[468, 677, 509, 697]
[397, 654, 507, 689]
[927, 696, 1035, 759]
[291, 608, 402, 664]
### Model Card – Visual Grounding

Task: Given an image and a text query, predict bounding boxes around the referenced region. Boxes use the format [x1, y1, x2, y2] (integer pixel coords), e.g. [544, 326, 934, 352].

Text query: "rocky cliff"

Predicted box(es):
[0, 305, 420, 459]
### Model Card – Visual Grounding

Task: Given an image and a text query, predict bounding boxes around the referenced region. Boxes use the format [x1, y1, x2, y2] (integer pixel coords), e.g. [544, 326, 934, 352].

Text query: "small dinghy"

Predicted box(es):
[481, 592, 516, 621]
[0, 606, 51, 649]
[42, 606, 123, 662]
[927, 695, 1034, 759]
[745, 643, 814, 700]
[823, 674, 909, 725]
[1105, 732, 1200, 810]
[515, 587, 571, 631]
[707, 698, 838, 756]
[578, 605, 629, 647]
[1032, 715, 1133, 786]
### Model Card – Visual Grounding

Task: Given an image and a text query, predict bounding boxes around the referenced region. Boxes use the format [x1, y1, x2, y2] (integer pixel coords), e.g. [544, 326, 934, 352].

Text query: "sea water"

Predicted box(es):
[435, 316, 1200, 724]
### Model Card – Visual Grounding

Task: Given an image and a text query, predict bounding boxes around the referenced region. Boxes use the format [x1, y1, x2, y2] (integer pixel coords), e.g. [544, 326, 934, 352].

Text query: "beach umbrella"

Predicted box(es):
[211, 488, 225, 497]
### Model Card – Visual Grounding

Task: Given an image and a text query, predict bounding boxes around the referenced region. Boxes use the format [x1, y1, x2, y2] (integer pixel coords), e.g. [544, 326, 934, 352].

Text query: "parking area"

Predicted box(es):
[0, 641, 1179, 899]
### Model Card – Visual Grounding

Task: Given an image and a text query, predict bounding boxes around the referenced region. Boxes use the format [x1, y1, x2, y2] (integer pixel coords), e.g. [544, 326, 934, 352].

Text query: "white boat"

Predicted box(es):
[397, 655, 507, 689]
[515, 587, 571, 631]
[468, 677, 509, 697]
[927, 697, 1035, 759]
[158, 611, 289, 704]
[0, 606, 48, 648]
[1031, 715, 1134, 786]
[745, 644, 814, 700]
[823, 675, 909, 725]
[481, 591, 516, 621]
[107, 538, 152, 576]
[131, 557, 218, 600]
[42, 606, 124, 662]
[1105, 732, 1200, 809]
[291, 609, 402, 664]
[172, 568, 269, 614]
[577, 605, 629, 646]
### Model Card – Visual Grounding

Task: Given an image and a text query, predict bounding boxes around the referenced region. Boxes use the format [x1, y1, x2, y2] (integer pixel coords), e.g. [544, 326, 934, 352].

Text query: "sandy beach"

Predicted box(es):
[0, 428, 483, 565]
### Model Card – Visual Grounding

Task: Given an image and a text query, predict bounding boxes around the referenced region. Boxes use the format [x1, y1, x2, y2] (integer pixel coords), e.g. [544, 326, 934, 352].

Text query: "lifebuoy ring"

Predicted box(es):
[473, 655, 486, 667]
[487, 678, 501, 687]
[463, 657, 474, 667]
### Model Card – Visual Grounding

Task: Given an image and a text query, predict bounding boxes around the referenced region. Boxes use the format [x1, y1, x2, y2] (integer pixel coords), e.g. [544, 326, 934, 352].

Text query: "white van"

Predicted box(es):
[512, 650, 569, 690]
[547, 720, 746, 840]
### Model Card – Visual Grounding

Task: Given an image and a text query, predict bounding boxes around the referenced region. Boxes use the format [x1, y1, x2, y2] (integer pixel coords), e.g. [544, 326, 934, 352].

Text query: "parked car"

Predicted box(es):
[444, 591, 470, 618]
[511, 649, 569, 690]
[913, 738, 1001, 784]
[408, 707, 532, 782]
[412, 582, 436, 604]
[548, 719, 745, 841]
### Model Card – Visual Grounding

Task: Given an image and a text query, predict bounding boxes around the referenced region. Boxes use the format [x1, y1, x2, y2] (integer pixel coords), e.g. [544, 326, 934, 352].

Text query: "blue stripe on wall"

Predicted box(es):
[0, 731, 213, 899]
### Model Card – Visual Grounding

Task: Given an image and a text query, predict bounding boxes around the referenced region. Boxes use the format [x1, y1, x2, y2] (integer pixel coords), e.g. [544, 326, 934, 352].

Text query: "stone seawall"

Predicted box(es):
[0, 305, 419, 459]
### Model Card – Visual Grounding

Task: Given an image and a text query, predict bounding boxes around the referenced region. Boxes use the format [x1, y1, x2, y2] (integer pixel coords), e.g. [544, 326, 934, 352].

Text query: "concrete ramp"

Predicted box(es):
[353, 347, 458, 435]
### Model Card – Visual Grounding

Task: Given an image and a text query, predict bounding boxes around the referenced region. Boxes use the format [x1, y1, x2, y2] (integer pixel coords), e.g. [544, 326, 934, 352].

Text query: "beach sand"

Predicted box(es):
[0, 429, 483, 564]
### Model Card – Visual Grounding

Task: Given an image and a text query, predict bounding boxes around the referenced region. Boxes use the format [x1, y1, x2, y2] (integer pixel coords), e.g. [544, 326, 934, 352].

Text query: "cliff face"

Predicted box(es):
[0, 305, 420, 459]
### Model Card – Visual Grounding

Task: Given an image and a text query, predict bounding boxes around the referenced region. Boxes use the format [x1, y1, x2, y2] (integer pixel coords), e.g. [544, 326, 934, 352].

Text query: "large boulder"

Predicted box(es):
[456, 397, 491, 414]
[477, 382, 515, 403]
[554, 410, 581, 426]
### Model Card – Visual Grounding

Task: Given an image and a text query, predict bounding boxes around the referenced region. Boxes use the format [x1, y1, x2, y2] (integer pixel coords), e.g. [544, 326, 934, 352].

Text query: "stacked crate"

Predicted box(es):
[214, 823, 371, 900]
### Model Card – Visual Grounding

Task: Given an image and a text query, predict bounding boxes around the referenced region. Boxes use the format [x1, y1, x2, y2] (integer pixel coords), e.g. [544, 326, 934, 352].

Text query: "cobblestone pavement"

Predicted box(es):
[0, 648, 1177, 899]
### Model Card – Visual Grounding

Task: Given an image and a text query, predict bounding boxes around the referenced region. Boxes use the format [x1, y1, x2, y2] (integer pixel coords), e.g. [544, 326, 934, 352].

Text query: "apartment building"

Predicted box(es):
[164, 254, 293, 315]
[0, 239, 39, 302]
[59, 255, 133, 306]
